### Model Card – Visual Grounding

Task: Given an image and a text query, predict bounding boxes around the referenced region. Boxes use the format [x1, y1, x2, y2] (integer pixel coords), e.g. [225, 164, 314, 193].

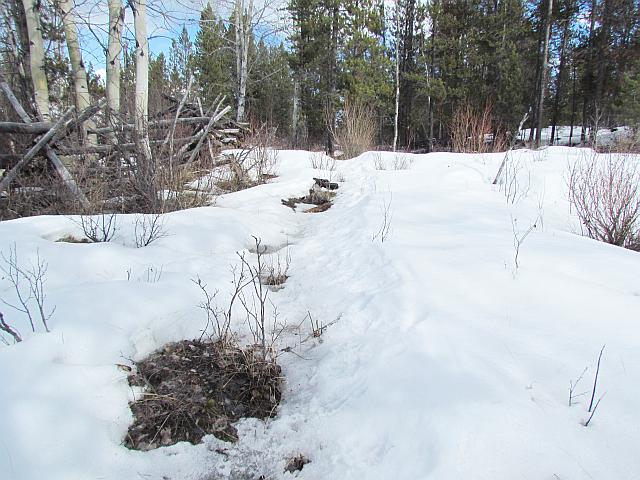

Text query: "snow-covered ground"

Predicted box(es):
[1, 147, 640, 479]
[519, 125, 635, 146]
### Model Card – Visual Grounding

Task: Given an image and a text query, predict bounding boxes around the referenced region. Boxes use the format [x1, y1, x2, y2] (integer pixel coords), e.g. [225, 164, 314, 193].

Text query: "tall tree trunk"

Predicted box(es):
[550, 19, 569, 145]
[569, 62, 577, 145]
[234, 0, 253, 122]
[292, 79, 300, 147]
[428, 10, 437, 145]
[325, 3, 339, 155]
[594, 0, 611, 123]
[21, 0, 49, 121]
[535, 0, 553, 148]
[132, 0, 152, 162]
[581, 0, 597, 143]
[59, 0, 95, 145]
[107, 0, 124, 127]
[529, 8, 544, 143]
[393, 0, 400, 152]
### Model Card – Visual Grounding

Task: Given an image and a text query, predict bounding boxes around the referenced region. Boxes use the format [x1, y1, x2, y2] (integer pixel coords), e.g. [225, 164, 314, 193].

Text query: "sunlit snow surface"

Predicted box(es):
[1, 147, 639, 479]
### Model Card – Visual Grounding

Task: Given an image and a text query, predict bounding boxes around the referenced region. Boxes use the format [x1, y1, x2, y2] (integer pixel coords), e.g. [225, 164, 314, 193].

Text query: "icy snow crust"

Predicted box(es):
[1, 147, 640, 479]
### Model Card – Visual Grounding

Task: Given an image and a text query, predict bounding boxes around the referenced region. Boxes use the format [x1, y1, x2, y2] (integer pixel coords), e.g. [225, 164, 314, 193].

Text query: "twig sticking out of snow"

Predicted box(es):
[511, 215, 539, 271]
[372, 193, 393, 243]
[588, 345, 606, 413]
[0, 244, 54, 334]
[569, 366, 588, 406]
[0, 310, 22, 343]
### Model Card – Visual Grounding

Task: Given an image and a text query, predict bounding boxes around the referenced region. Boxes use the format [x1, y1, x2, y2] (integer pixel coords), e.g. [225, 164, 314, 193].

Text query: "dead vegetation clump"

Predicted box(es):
[285, 454, 310, 473]
[281, 178, 338, 213]
[55, 234, 90, 243]
[449, 102, 506, 153]
[125, 339, 282, 450]
[329, 98, 376, 159]
[212, 126, 279, 193]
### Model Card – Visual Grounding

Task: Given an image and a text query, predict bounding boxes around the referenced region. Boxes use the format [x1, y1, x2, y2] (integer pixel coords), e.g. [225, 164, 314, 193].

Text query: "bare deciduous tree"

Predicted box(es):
[21, 0, 50, 120]
[58, 0, 96, 145]
[107, 0, 124, 127]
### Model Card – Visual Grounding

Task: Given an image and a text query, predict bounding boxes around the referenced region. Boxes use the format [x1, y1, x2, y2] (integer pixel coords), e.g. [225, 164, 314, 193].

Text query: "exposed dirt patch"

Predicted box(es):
[56, 234, 91, 243]
[285, 454, 310, 473]
[305, 203, 332, 213]
[125, 340, 282, 451]
[281, 179, 337, 213]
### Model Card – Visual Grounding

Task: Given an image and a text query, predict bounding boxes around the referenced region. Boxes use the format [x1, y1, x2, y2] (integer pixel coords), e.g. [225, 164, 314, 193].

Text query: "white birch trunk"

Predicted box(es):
[59, 0, 95, 145]
[133, 0, 152, 161]
[292, 79, 300, 145]
[234, 0, 253, 122]
[21, 0, 50, 121]
[234, 0, 243, 121]
[107, 0, 123, 126]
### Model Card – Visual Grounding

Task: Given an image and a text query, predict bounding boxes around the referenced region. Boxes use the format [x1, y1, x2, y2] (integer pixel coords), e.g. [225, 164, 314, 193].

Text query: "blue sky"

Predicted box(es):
[73, 0, 288, 78]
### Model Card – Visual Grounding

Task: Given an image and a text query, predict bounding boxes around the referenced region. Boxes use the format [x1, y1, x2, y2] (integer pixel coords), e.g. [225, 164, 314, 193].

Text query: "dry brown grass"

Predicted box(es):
[450, 103, 506, 153]
[330, 99, 377, 159]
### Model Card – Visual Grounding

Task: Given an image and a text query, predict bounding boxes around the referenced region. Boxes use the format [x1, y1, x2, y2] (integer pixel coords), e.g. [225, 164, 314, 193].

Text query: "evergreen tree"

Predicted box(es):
[192, 4, 234, 106]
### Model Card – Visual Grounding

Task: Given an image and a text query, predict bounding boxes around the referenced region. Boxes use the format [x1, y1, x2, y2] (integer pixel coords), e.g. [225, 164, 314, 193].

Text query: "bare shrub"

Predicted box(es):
[193, 277, 230, 342]
[134, 213, 167, 247]
[261, 248, 291, 288]
[499, 155, 531, 204]
[237, 237, 271, 358]
[213, 126, 279, 193]
[156, 163, 218, 211]
[567, 153, 640, 249]
[392, 153, 413, 170]
[78, 211, 118, 242]
[248, 126, 279, 181]
[0, 244, 54, 335]
[511, 215, 539, 271]
[372, 193, 393, 242]
[309, 151, 336, 172]
[373, 152, 386, 170]
[330, 99, 376, 159]
[194, 237, 286, 355]
[450, 103, 505, 153]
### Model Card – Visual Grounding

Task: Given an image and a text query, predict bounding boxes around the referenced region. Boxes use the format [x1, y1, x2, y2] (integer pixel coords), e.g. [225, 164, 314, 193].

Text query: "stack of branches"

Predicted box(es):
[0, 78, 249, 216]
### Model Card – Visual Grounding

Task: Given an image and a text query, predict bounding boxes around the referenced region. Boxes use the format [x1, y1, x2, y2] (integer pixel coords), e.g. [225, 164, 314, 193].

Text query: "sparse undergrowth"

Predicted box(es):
[125, 339, 281, 450]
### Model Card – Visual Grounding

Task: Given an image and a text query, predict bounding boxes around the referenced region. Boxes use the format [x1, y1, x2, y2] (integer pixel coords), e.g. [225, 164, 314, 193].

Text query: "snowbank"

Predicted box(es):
[1, 147, 639, 479]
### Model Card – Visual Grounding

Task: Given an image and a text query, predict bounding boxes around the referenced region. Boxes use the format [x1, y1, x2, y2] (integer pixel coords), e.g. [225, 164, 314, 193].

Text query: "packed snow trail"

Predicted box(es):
[259, 151, 640, 480]
[1, 148, 640, 479]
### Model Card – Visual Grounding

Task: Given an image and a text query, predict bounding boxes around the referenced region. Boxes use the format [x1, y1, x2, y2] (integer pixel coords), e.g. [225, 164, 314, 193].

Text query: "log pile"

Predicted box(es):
[0, 79, 247, 204]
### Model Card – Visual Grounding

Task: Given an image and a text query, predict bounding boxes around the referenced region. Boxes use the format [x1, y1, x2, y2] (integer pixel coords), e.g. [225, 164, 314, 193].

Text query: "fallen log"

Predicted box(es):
[0, 80, 90, 207]
[88, 116, 228, 135]
[56, 133, 211, 155]
[0, 107, 76, 195]
[0, 121, 54, 134]
[186, 104, 231, 164]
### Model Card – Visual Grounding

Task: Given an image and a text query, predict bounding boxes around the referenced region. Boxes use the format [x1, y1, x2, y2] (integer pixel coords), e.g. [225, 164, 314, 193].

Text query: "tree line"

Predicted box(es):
[1, 0, 639, 154]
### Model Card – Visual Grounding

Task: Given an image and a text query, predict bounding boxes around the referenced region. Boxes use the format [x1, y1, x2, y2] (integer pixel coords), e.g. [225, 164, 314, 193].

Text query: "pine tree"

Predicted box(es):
[192, 5, 234, 106]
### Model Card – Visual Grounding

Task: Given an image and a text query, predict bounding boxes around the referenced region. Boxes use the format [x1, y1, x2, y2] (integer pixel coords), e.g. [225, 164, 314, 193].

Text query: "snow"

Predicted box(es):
[2, 147, 640, 479]
[520, 125, 635, 146]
